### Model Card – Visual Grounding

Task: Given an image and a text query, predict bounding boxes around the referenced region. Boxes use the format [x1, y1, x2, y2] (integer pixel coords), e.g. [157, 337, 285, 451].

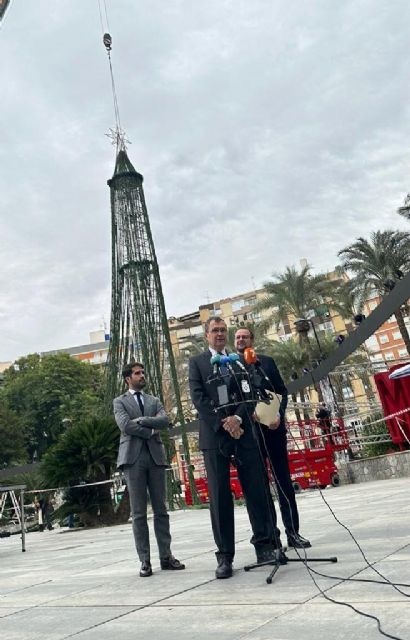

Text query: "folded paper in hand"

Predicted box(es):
[255, 394, 281, 426]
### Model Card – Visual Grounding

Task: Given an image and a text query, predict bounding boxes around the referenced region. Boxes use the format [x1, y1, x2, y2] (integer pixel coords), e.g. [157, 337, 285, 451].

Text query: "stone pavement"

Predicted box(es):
[1, 478, 409, 640]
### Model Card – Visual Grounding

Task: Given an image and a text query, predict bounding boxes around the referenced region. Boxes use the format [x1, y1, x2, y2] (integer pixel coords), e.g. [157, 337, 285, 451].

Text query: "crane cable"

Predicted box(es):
[98, 0, 123, 143]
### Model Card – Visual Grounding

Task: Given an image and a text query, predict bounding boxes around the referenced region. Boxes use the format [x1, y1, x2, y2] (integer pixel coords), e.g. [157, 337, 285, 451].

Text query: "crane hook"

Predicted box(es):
[103, 32, 112, 52]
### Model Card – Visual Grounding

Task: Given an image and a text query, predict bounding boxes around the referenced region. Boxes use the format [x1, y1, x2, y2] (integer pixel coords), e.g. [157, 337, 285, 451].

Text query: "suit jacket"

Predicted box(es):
[256, 353, 288, 432]
[188, 350, 257, 450]
[113, 391, 169, 468]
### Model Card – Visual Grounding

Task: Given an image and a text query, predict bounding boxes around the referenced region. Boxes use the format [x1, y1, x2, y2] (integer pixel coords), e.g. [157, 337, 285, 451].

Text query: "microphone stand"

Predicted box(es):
[230, 356, 337, 585]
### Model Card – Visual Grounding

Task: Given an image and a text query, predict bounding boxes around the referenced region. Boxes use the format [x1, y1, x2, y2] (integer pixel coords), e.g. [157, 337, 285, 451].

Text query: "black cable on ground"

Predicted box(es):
[243, 362, 409, 640]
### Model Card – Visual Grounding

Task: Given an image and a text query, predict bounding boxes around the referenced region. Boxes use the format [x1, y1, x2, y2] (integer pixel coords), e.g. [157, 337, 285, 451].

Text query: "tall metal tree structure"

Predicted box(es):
[104, 146, 198, 506]
[100, 31, 198, 505]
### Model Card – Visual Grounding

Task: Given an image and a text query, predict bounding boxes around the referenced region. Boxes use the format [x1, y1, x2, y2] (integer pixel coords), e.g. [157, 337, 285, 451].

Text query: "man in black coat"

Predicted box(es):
[234, 328, 311, 549]
[189, 317, 283, 579]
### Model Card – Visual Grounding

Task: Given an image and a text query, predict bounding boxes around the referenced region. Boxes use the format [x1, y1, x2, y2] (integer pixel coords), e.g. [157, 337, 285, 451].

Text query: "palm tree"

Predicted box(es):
[256, 265, 342, 410]
[397, 194, 410, 221]
[257, 265, 332, 328]
[329, 278, 362, 328]
[338, 230, 410, 354]
[41, 416, 127, 526]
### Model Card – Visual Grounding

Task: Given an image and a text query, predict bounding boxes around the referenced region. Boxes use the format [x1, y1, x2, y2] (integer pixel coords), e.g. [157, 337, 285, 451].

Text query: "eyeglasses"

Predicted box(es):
[209, 327, 227, 334]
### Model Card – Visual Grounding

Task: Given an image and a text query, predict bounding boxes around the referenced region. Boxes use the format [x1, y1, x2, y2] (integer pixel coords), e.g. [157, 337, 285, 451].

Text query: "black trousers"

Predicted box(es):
[203, 444, 279, 561]
[259, 425, 300, 536]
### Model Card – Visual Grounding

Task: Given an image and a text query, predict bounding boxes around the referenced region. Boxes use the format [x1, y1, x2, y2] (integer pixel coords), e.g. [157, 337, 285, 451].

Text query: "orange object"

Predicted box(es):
[243, 347, 257, 364]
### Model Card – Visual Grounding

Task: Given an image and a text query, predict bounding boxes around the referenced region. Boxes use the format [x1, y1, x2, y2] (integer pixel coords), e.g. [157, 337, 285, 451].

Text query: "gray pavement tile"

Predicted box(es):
[0, 580, 108, 606]
[0, 607, 32, 618]
[0, 606, 138, 640]
[53, 573, 215, 607]
[327, 563, 410, 602]
[65, 604, 295, 640]
[239, 601, 410, 640]
[161, 563, 341, 606]
[1, 478, 409, 640]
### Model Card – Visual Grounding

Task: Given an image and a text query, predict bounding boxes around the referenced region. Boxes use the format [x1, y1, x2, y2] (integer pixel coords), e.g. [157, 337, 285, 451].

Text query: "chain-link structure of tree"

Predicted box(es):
[104, 147, 199, 506]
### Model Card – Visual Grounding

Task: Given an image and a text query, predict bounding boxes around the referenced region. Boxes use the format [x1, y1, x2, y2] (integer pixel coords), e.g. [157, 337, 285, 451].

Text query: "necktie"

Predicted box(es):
[135, 391, 144, 415]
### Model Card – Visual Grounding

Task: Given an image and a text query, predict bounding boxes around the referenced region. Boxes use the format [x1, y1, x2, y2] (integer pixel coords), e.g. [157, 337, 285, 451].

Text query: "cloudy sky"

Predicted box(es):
[1, 1, 410, 362]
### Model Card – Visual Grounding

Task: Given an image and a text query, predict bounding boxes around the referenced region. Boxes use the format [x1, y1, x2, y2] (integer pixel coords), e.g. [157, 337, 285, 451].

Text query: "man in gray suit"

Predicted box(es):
[113, 362, 185, 577]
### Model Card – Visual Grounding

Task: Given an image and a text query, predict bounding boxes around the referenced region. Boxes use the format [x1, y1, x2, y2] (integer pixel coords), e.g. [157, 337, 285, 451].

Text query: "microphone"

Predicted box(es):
[243, 347, 257, 365]
[242, 348, 270, 401]
[229, 352, 247, 371]
[220, 354, 235, 376]
[210, 353, 222, 376]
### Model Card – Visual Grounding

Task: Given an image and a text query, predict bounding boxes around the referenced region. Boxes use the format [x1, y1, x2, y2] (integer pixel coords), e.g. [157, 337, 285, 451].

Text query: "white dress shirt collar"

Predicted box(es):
[208, 346, 228, 357]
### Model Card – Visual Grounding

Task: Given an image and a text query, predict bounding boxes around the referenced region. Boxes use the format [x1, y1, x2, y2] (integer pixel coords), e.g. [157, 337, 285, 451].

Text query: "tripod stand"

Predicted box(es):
[244, 545, 338, 585]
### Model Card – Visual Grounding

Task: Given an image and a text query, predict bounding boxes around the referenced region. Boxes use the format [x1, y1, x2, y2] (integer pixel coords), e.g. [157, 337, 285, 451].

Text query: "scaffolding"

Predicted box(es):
[0, 485, 26, 552]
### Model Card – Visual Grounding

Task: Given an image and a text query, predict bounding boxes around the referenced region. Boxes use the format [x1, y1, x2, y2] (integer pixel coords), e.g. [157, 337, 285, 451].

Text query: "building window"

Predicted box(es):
[319, 321, 333, 332]
[342, 386, 355, 399]
[379, 335, 389, 344]
[366, 336, 379, 351]
[398, 349, 408, 358]
[385, 352, 394, 360]
[190, 325, 203, 336]
[248, 311, 261, 322]
[393, 331, 402, 341]
[231, 299, 245, 312]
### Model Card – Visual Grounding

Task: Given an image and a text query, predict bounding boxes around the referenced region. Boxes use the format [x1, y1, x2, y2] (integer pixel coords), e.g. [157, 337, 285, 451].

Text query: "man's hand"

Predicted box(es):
[221, 416, 244, 439]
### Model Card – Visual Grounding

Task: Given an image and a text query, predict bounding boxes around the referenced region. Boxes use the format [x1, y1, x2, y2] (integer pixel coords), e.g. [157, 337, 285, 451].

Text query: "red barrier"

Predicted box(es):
[374, 364, 410, 447]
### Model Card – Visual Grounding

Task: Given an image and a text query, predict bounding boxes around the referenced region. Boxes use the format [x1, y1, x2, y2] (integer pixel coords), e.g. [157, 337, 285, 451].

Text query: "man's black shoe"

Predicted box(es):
[139, 561, 153, 577]
[256, 548, 288, 565]
[215, 559, 233, 579]
[160, 555, 185, 570]
[287, 533, 312, 549]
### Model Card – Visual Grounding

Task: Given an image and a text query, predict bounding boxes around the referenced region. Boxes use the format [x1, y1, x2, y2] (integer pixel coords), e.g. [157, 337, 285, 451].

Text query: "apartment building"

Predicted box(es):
[364, 292, 410, 363]
[39, 329, 110, 365]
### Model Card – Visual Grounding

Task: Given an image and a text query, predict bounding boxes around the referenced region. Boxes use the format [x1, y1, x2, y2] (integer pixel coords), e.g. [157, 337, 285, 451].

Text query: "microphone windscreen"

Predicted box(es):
[220, 355, 230, 365]
[210, 354, 221, 365]
[229, 353, 240, 362]
[244, 347, 257, 365]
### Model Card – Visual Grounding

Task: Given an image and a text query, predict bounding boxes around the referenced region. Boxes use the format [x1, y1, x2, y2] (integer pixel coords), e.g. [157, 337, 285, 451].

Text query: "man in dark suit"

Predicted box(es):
[189, 317, 282, 579]
[113, 362, 185, 577]
[234, 328, 311, 550]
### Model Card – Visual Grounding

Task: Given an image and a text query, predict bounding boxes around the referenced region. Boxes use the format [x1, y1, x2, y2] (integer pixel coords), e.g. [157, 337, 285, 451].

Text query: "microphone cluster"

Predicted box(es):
[210, 352, 244, 374]
[209, 350, 272, 407]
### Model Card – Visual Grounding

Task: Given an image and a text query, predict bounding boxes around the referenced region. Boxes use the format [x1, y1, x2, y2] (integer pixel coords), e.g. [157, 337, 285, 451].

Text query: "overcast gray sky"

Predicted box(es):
[1, 1, 410, 362]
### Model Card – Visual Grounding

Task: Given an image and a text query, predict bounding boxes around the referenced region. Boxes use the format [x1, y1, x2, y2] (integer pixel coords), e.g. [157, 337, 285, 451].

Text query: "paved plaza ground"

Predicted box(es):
[1, 478, 410, 640]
